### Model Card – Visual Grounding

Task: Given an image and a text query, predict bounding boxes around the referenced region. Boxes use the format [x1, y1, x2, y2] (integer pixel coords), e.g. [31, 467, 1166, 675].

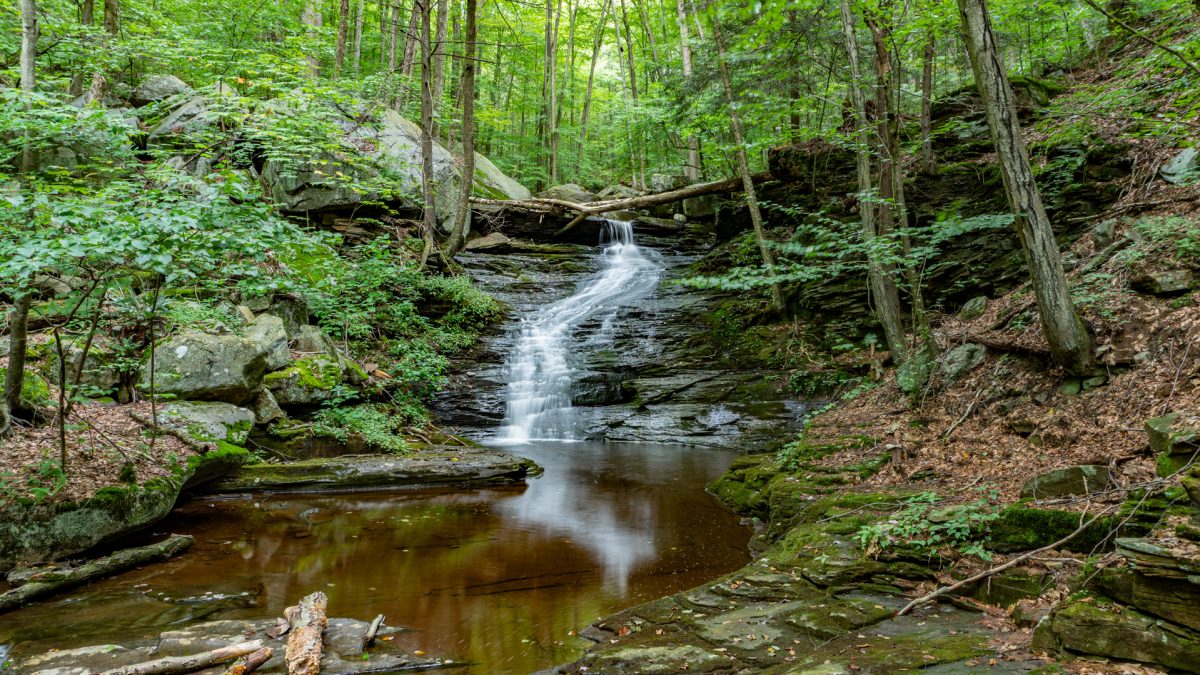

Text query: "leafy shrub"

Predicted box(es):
[312, 404, 409, 454]
[855, 488, 1002, 561]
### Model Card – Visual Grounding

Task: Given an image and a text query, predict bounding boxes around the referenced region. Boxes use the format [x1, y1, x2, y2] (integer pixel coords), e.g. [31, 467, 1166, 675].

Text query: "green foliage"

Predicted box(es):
[855, 488, 1002, 561]
[1126, 215, 1200, 265]
[312, 404, 410, 454]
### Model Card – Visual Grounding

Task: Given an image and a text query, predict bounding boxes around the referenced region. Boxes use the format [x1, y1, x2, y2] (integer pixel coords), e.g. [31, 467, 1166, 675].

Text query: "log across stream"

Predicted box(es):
[0, 441, 750, 673]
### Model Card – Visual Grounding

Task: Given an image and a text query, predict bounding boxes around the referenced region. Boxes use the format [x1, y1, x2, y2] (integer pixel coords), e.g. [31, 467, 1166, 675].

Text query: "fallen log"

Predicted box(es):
[284, 591, 329, 675]
[221, 646, 273, 675]
[98, 640, 263, 675]
[364, 613, 386, 648]
[0, 534, 194, 613]
[468, 172, 773, 237]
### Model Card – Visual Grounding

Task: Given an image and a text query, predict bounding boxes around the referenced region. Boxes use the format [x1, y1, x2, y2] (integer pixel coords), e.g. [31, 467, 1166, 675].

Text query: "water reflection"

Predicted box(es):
[1, 442, 749, 674]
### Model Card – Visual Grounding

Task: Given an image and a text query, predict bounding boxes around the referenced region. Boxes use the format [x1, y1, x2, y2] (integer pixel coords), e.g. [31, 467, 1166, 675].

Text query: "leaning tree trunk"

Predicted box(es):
[445, 0, 476, 257]
[958, 0, 1092, 374]
[838, 0, 907, 363]
[711, 15, 782, 311]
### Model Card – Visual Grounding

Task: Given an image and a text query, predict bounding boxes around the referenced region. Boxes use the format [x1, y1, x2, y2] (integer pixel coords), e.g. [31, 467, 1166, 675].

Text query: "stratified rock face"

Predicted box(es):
[141, 332, 268, 405]
[1132, 268, 1194, 295]
[1032, 597, 1200, 673]
[12, 617, 447, 674]
[158, 401, 255, 445]
[1019, 465, 1113, 499]
[131, 74, 192, 106]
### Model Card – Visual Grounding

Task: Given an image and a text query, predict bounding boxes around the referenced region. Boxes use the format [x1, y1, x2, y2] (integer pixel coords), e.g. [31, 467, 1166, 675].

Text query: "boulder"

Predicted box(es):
[146, 83, 237, 143]
[43, 339, 120, 394]
[0, 367, 52, 409]
[1094, 218, 1116, 250]
[243, 294, 309, 337]
[536, 183, 596, 204]
[463, 232, 514, 252]
[1146, 412, 1200, 477]
[158, 401, 255, 445]
[1161, 147, 1199, 185]
[131, 75, 192, 107]
[1132, 268, 1193, 295]
[938, 343, 986, 384]
[597, 185, 641, 200]
[141, 332, 268, 404]
[294, 324, 338, 356]
[263, 354, 344, 406]
[1019, 465, 1112, 499]
[244, 314, 290, 371]
[263, 109, 527, 227]
[958, 296, 988, 321]
[1113, 537, 1200, 630]
[1032, 597, 1200, 672]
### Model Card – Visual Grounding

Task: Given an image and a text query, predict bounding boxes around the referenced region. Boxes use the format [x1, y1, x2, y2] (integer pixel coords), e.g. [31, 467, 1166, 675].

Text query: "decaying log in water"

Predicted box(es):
[468, 172, 773, 237]
[98, 640, 263, 675]
[221, 646, 273, 675]
[0, 535, 194, 613]
[285, 591, 329, 675]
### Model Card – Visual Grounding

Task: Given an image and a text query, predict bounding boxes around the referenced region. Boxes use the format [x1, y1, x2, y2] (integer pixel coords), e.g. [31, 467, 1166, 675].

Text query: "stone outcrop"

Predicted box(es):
[131, 75, 192, 106]
[140, 332, 268, 405]
[1019, 465, 1113, 499]
[244, 314, 290, 371]
[536, 183, 596, 204]
[158, 401, 256, 445]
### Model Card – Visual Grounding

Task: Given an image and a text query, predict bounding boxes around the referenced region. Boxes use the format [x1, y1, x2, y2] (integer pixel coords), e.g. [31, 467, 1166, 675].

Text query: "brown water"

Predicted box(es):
[1, 442, 749, 673]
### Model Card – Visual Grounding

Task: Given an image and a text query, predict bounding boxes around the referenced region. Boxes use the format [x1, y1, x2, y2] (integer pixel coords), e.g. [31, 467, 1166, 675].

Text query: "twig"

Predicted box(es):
[942, 388, 984, 440]
[1160, 339, 1194, 415]
[895, 502, 1120, 617]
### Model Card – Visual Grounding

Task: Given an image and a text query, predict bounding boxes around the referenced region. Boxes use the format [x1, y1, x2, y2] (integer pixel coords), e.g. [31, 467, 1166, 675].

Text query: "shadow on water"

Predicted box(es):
[1, 441, 750, 674]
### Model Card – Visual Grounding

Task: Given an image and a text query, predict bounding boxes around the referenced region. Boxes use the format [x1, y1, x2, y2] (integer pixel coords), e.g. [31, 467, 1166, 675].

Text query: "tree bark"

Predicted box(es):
[221, 647, 273, 675]
[839, 0, 907, 363]
[710, 15, 782, 310]
[402, 0, 422, 76]
[284, 592, 328, 675]
[418, 0, 438, 268]
[352, 0, 364, 74]
[445, 0, 476, 257]
[103, 0, 118, 34]
[20, 0, 37, 92]
[920, 33, 935, 174]
[676, 0, 698, 181]
[617, 0, 644, 189]
[577, 0, 610, 171]
[100, 642, 262, 675]
[7, 0, 37, 435]
[335, 0, 350, 77]
[0, 535, 194, 613]
[302, 0, 322, 78]
[958, 0, 1092, 375]
[430, 0, 449, 136]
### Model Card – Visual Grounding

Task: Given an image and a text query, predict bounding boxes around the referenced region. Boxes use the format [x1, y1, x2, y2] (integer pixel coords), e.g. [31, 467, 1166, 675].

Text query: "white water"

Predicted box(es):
[497, 220, 662, 443]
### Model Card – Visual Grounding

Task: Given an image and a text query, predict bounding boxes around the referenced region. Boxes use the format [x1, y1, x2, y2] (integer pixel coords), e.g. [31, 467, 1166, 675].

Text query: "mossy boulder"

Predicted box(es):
[158, 401, 255, 445]
[1146, 412, 1200, 477]
[42, 338, 121, 394]
[1032, 597, 1200, 672]
[1020, 465, 1113, 500]
[140, 332, 268, 404]
[243, 314, 290, 371]
[263, 354, 344, 406]
[990, 506, 1118, 553]
[0, 444, 247, 573]
[938, 343, 987, 384]
[0, 367, 52, 409]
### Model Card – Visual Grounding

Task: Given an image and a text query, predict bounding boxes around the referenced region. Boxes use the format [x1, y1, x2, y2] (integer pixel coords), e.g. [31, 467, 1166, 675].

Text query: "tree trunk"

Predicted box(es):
[221, 646, 273, 675]
[920, 33, 935, 174]
[617, 0, 643, 189]
[19, 0, 37, 95]
[0, 535, 193, 613]
[710, 15, 782, 311]
[401, 0, 422, 76]
[70, 0, 93, 96]
[634, 0, 660, 81]
[430, 0, 449, 136]
[284, 592, 328, 675]
[7, 0, 37, 435]
[838, 0, 907, 363]
[335, 0, 350, 77]
[676, 0, 698, 181]
[103, 0, 118, 34]
[610, 0, 638, 187]
[388, 1, 400, 71]
[302, 0, 322, 78]
[577, 0, 610, 170]
[445, 0, 476, 257]
[352, 0, 364, 74]
[958, 0, 1092, 374]
[418, 0, 438, 268]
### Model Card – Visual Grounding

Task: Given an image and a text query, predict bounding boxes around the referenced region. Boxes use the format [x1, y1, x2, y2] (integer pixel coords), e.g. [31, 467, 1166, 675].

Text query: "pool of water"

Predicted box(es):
[1, 441, 750, 673]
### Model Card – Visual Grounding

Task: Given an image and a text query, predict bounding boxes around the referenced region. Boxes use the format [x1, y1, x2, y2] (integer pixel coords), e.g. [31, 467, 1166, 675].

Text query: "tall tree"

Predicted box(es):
[335, 0, 351, 77]
[431, 0, 450, 135]
[418, 0, 439, 268]
[919, 33, 935, 174]
[676, 0, 698, 181]
[303, 0, 323, 78]
[446, 0, 477, 257]
[710, 14, 782, 311]
[102, 0, 118, 34]
[6, 0, 39, 436]
[577, 0, 611, 172]
[352, 0, 365, 74]
[839, 0, 907, 363]
[958, 0, 1092, 374]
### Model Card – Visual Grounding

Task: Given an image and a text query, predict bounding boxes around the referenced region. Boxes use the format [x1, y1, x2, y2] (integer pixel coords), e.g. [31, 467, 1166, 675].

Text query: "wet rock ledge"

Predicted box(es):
[207, 446, 541, 493]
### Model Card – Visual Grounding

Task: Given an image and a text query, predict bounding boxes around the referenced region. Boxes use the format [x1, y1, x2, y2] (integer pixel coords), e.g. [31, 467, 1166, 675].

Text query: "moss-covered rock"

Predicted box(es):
[263, 354, 344, 406]
[1032, 597, 1200, 672]
[140, 332, 268, 405]
[0, 367, 52, 409]
[1146, 412, 1200, 477]
[990, 506, 1119, 553]
[158, 401, 255, 445]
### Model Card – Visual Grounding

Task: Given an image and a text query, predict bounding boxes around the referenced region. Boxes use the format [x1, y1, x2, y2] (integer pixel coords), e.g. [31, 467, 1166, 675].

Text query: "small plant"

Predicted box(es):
[313, 404, 409, 454]
[25, 458, 69, 504]
[855, 488, 1002, 561]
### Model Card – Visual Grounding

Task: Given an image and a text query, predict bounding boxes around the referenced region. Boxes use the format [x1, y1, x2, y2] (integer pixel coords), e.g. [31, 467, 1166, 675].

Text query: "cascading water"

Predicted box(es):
[498, 220, 662, 443]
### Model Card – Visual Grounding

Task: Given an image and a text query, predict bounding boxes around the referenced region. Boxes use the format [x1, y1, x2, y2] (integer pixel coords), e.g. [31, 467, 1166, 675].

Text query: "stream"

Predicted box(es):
[1, 220, 755, 673]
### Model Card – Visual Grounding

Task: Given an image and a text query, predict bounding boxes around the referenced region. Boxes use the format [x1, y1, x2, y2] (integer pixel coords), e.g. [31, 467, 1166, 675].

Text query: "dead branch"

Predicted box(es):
[364, 614, 386, 648]
[284, 591, 328, 675]
[221, 646, 273, 675]
[99, 641, 263, 675]
[0, 535, 194, 613]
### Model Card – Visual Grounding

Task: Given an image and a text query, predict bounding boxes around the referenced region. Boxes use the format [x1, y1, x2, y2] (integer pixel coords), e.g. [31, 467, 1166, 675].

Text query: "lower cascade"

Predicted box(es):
[498, 219, 662, 443]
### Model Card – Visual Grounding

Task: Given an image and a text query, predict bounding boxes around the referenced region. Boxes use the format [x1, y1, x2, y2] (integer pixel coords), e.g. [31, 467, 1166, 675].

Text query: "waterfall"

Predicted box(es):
[497, 220, 662, 443]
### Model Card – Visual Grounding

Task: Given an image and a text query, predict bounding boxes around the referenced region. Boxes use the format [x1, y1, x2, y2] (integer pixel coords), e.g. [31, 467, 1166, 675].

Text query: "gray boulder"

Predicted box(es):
[938, 343, 987, 383]
[958, 296, 988, 321]
[597, 185, 641, 200]
[1160, 147, 1199, 185]
[464, 232, 514, 252]
[1020, 465, 1113, 499]
[146, 83, 236, 143]
[294, 324, 338, 356]
[250, 387, 285, 424]
[537, 183, 596, 204]
[1132, 269, 1193, 296]
[141, 332, 267, 404]
[44, 339, 120, 394]
[131, 75, 191, 107]
[158, 401, 255, 445]
[243, 294, 308, 336]
[244, 314, 290, 371]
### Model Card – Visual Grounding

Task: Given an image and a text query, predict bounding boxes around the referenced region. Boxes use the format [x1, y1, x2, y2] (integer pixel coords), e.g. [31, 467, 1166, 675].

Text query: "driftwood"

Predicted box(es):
[468, 172, 772, 237]
[99, 641, 263, 675]
[0, 535, 194, 613]
[221, 646, 274, 675]
[284, 591, 329, 675]
[364, 614, 386, 648]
